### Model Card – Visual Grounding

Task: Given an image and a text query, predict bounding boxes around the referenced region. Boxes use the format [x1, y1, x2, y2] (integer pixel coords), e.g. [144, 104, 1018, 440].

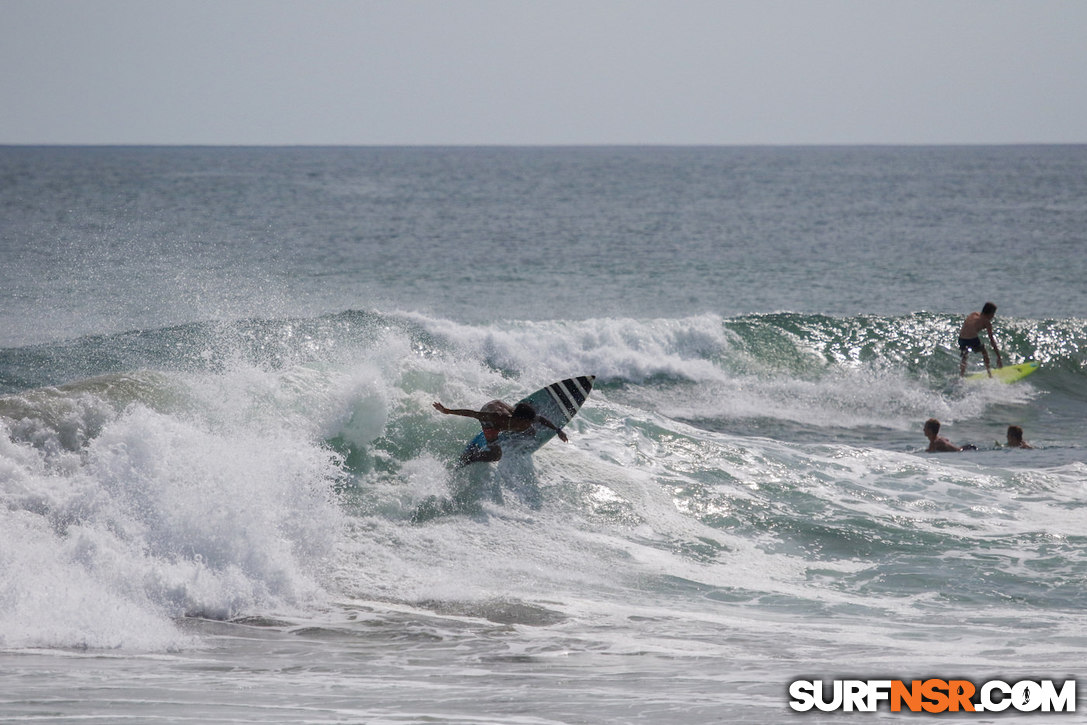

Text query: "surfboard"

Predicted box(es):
[460, 375, 595, 463]
[965, 361, 1039, 383]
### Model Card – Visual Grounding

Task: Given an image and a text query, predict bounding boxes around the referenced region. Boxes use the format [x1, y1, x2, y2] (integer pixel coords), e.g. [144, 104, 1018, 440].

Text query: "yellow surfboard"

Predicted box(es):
[965, 361, 1040, 383]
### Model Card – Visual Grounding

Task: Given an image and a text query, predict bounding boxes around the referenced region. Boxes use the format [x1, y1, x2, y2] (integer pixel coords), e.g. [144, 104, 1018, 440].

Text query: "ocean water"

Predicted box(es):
[1, 146, 1085, 723]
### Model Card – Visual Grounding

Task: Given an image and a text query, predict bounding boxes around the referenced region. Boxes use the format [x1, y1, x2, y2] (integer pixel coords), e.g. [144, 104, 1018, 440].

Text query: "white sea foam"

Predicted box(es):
[0, 367, 346, 651]
[408, 312, 733, 384]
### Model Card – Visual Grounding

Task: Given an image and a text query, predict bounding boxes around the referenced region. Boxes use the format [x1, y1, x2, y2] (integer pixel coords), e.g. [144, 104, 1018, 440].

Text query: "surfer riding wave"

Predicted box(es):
[433, 399, 568, 463]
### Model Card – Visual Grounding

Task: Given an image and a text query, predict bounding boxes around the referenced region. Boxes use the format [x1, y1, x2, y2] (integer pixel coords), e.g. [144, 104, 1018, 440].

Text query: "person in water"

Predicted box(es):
[433, 399, 568, 463]
[958, 302, 1003, 377]
[1005, 425, 1033, 449]
[923, 418, 976, 452]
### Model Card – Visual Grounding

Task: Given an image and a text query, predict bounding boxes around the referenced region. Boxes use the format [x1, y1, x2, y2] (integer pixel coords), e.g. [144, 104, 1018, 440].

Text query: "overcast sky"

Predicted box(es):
[3, 0, 1085, 145]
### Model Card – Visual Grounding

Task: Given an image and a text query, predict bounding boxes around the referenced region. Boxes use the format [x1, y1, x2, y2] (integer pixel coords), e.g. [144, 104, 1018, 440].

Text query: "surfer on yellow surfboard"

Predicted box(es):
[958, 302, 1003, 377]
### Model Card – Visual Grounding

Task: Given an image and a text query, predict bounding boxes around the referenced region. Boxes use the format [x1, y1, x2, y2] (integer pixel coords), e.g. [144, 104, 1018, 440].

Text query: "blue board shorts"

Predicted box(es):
[958, 336, 983, 352]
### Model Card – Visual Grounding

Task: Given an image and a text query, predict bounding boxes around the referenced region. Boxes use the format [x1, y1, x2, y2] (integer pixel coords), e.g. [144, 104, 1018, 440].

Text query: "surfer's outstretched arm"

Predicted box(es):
[535, 415, 569, 442]
[433, 402, 504, 426]
[986, 327, 1003, 368]
[433, 402, 477, 418]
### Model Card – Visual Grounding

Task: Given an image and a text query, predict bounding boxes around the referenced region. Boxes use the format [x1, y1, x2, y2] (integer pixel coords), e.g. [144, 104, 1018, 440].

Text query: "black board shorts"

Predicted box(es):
[958, 336, 983, 352]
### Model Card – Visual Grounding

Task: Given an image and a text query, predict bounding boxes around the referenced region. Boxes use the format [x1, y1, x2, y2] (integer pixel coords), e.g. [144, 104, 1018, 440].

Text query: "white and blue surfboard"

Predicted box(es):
[461, 376, 595, 462]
